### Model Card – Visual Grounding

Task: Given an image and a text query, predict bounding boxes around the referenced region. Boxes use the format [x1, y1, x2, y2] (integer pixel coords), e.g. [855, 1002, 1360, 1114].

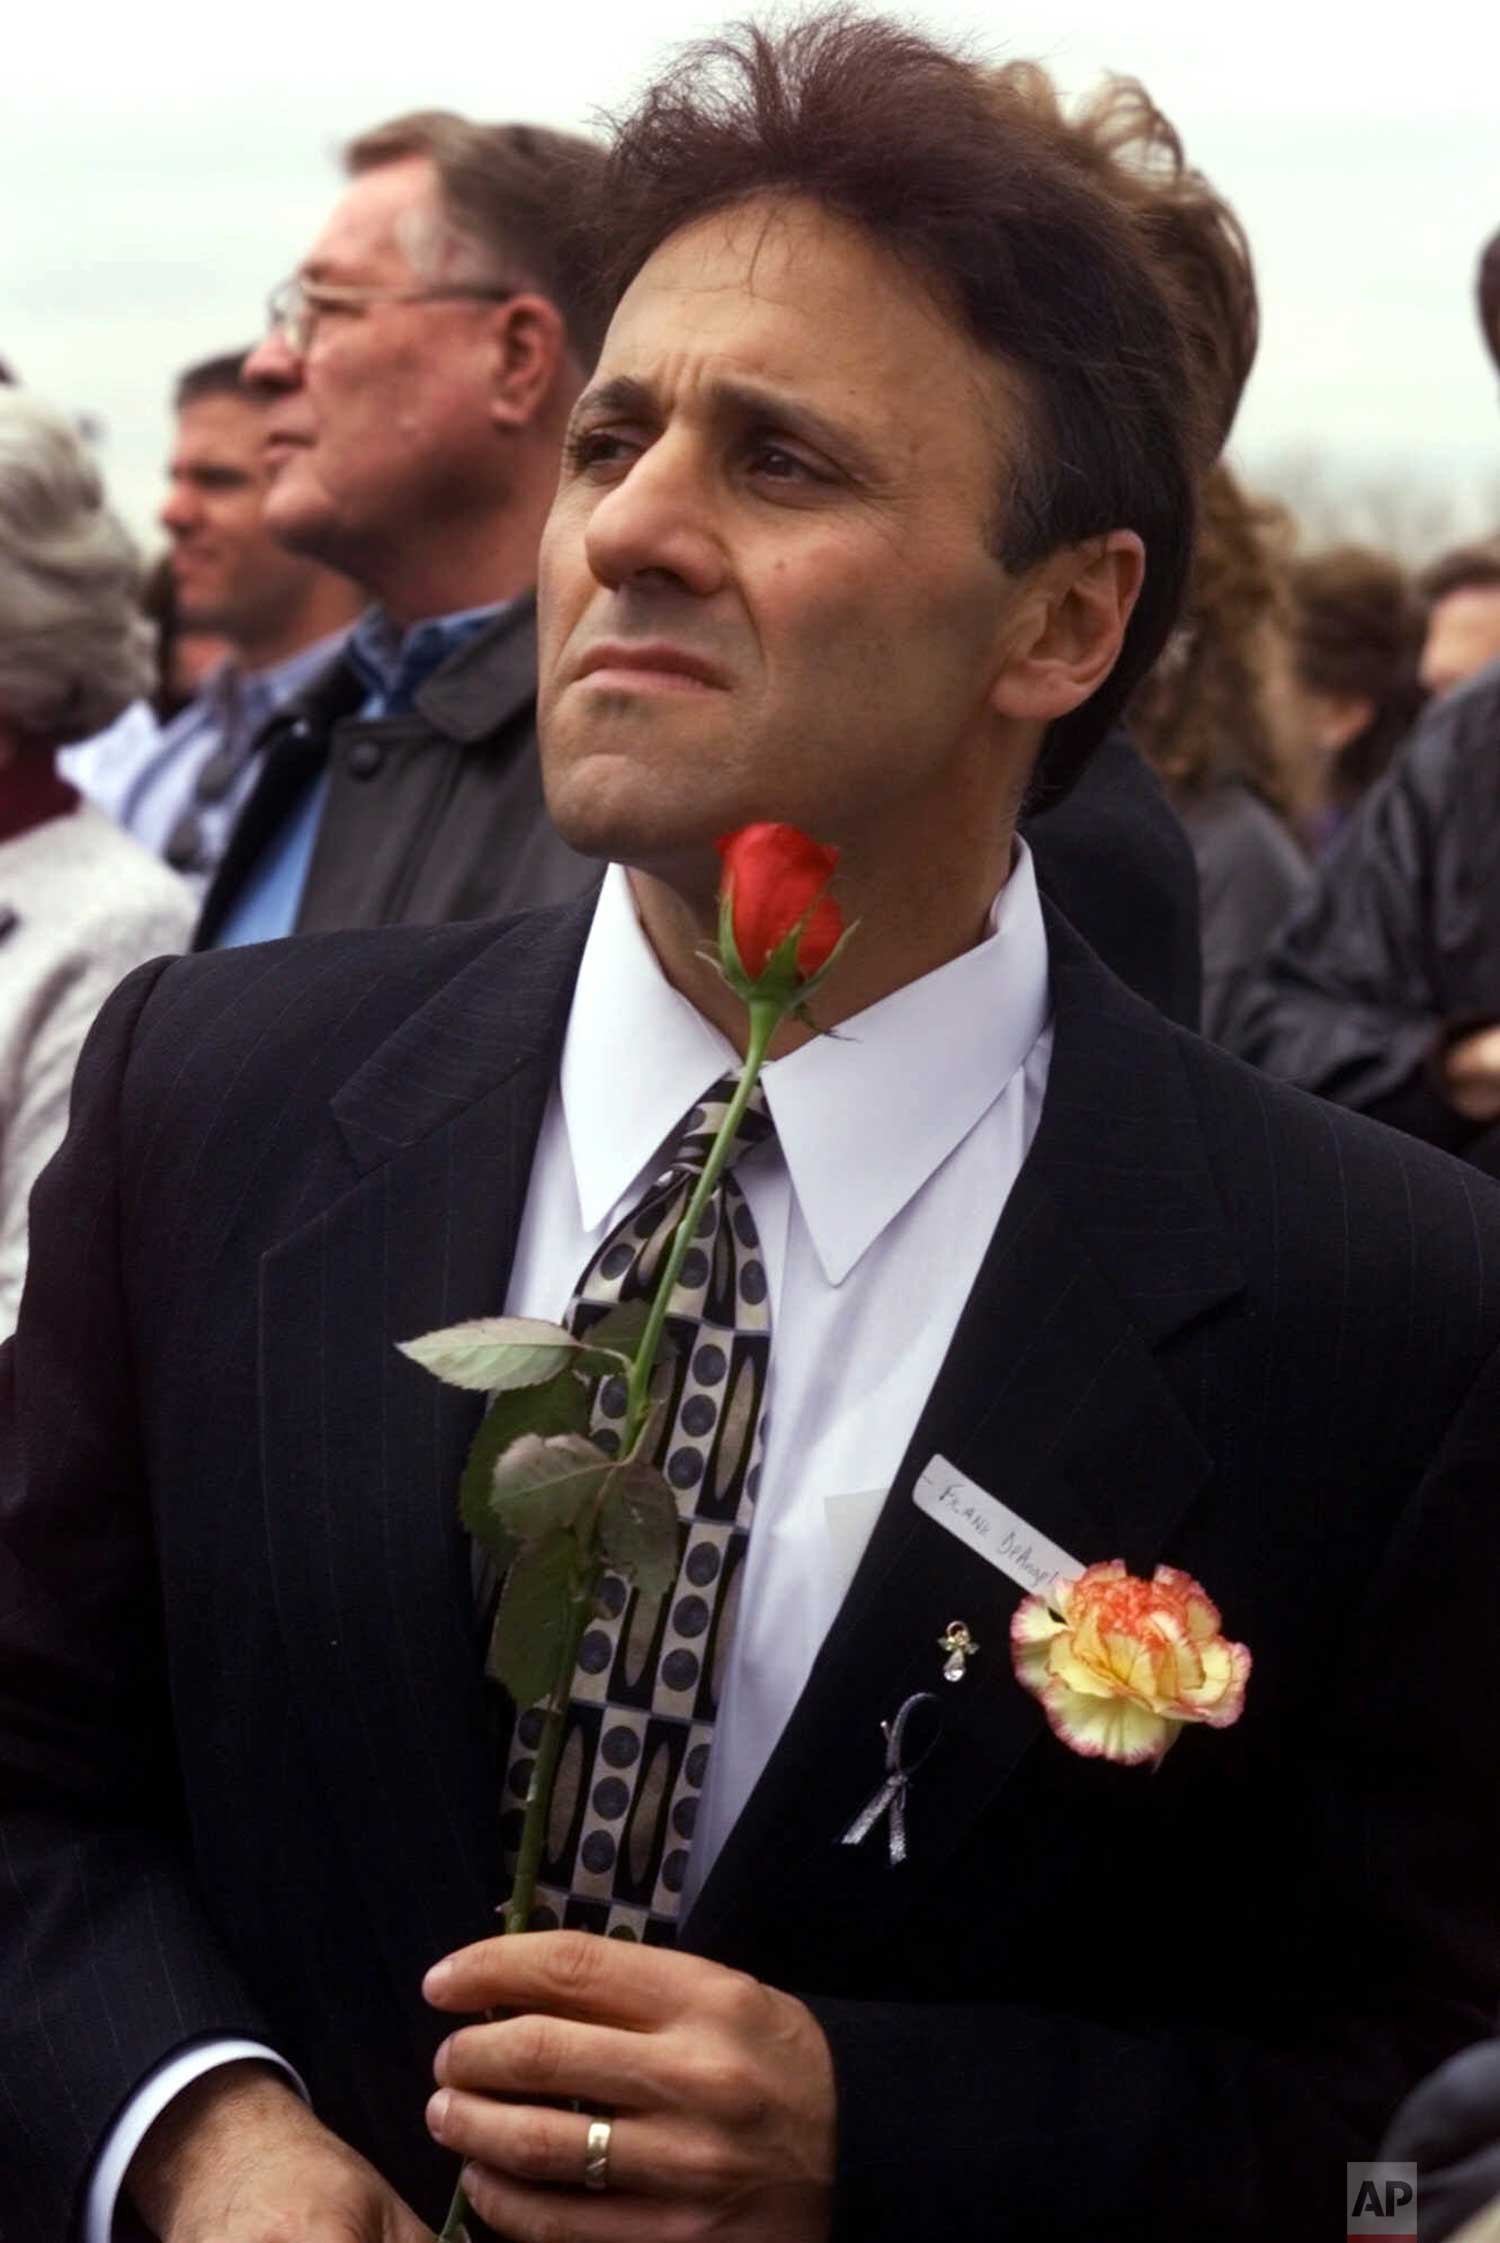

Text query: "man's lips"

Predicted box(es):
[263, 429, 312, 467]
[575, 642, 728, 693]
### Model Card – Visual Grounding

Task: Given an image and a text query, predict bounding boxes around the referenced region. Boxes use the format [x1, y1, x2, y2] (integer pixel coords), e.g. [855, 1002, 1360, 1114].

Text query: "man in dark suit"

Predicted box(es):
[4, 18, 1500, 2243]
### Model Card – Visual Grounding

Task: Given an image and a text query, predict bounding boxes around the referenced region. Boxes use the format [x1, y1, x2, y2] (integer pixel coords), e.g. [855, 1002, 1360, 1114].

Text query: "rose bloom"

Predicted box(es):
[1011, 1560, 1251, 1768]
[717, 823, 842, 982]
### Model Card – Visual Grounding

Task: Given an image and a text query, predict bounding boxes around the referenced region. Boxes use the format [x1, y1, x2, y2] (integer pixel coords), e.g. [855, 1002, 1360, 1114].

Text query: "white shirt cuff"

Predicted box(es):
[84, 2037, 307, 2243]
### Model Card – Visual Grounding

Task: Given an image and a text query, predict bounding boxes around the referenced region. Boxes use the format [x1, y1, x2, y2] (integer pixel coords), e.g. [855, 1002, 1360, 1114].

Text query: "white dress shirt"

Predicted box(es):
[87, 844, 1052, 2237]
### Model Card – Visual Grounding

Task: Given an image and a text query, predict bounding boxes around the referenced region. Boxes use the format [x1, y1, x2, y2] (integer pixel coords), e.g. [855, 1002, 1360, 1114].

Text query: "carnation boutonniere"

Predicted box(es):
[1011, 1560, 1250, 1768]
[400, 822, 851, 2240]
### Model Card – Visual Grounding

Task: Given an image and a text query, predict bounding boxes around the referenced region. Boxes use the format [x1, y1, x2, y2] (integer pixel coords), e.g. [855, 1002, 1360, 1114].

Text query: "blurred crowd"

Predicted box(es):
[5, 75, 1500, 1335]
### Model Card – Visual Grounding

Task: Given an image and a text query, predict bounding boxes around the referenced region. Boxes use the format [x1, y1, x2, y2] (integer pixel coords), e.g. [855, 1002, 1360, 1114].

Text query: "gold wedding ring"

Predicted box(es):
[583, 2115, 613, 2192]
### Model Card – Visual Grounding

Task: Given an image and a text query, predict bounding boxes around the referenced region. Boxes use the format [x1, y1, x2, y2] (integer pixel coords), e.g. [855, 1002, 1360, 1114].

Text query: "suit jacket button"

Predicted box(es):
[347, 739, 384, 779]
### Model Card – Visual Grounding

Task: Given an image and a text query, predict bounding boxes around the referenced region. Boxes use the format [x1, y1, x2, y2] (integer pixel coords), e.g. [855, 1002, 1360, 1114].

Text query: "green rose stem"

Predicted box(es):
[437, 990, 785, 2243]
[619, 993, 782, 1448]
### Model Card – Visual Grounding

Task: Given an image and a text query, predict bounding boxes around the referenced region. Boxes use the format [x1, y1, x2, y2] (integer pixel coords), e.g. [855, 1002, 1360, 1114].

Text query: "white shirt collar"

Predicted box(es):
[561, 844, 1051, 1286]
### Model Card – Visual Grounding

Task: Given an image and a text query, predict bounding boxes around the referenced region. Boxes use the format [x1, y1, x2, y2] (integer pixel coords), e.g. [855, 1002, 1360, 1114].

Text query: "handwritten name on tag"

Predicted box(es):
[913, 1455, 1083, 1597]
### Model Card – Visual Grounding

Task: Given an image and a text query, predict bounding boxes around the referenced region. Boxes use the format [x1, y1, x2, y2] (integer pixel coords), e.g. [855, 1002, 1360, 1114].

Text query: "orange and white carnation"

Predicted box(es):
[1010, 1560, 1251, 1768]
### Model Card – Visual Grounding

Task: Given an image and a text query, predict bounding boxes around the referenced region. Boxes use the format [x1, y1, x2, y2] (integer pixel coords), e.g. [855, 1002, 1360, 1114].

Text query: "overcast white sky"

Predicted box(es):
[5, 0, 1500, 547]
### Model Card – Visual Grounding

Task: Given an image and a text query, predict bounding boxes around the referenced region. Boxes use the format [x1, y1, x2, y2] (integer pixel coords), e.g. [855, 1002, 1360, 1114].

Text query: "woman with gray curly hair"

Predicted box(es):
[0, 390, 193, 1335]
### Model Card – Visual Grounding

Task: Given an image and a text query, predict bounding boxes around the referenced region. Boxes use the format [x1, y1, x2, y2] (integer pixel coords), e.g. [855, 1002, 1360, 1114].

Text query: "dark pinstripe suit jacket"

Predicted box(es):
[5, 898, 1500, 2242]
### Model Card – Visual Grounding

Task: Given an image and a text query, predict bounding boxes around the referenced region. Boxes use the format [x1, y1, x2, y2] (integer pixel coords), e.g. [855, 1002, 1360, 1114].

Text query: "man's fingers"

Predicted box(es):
[428, 2091, 705, 2200]
[435, 2013, 662, 2111]
[458, 2158, 703, 2243]
[425, 1928, 727, 2028]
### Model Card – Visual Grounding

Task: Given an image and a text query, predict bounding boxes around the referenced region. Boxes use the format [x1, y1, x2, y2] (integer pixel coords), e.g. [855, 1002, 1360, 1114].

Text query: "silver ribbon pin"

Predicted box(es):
[840, 1691, 943, 1865]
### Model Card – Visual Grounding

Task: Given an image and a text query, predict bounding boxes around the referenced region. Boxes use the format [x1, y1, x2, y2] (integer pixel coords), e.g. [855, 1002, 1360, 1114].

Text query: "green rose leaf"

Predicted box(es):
[397, 1315, 595, 1393]
[487, 1432, 617, 1542]
[488, 1529, 581, 1705]
[598, 1459, 680, 1604]
[459, 1372, 592, 1563]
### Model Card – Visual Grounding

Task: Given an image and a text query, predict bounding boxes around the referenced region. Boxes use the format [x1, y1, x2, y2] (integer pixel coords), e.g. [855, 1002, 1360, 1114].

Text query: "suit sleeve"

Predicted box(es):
[0, 958, 275, 2241]
[803, 1334, 1500, 2243]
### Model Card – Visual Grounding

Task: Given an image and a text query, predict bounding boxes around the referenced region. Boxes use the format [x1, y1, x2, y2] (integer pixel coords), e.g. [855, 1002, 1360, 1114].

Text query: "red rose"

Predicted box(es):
[716, 823, 842, 984]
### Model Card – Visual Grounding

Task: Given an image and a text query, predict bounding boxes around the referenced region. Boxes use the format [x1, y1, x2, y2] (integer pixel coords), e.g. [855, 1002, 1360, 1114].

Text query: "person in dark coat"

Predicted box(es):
[1238, 219, 1500, 1161]
[1347, 239, 1500, 2243]
[199, 111, 608, 948]
[1238, 660, 1500, 1173]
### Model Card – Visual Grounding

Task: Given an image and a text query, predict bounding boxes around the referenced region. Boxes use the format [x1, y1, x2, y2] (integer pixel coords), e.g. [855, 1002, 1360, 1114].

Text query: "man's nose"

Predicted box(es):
[582, 438, 725, 599]
[242, 329, 302, 397]
[158, 482, 198, 537]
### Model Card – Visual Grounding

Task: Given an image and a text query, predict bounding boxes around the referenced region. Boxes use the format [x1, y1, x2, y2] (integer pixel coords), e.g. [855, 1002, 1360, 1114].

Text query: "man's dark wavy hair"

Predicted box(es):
[575, 12, 1202, 804]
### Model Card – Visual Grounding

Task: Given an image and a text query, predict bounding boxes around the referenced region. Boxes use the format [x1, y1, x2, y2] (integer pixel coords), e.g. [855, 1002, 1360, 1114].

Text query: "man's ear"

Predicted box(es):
[988, 531, 1146, 724]
[1307, 689, 1376, 753]
[488, 295, 570, 432]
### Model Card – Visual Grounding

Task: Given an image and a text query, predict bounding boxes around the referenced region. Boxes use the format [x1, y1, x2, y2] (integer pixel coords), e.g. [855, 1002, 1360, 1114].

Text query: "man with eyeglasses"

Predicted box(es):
[61, 350, 362, 893]
[195, 112, 605, 949]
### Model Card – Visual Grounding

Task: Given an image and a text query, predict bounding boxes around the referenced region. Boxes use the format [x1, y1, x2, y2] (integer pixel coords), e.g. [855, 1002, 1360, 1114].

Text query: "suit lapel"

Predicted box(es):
[258, 902, 591, 2015]
[684, 916, 1245, 1976]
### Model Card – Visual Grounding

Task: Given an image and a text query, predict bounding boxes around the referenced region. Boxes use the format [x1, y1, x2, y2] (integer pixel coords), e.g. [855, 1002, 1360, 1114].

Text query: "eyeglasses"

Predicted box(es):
[264, 273, 517, 355]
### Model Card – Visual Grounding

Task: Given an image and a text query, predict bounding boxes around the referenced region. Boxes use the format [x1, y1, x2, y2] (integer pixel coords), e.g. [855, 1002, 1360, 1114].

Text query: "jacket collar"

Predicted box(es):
[409, 597, 538, 745]
[260, 595, 540, 753]
[194, 600, 544, 950]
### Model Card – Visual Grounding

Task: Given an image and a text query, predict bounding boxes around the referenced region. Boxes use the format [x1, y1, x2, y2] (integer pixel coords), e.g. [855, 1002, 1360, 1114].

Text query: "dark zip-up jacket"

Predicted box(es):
[195, 597, 598, 947]
[1238, 660, 1500, 1174]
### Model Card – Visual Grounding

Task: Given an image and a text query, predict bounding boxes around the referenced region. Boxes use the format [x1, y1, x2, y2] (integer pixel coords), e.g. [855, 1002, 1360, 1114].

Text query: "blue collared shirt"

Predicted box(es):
[211, 602, 508, 950]
[59, 632, 349, 895]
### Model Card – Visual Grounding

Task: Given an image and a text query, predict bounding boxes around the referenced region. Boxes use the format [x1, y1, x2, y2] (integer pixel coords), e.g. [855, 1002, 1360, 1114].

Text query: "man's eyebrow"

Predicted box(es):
[570, 374, 657, 426]
[165, 461, 252, 483]
[300, 257, 364, 286]
[571, 371, 887, 484]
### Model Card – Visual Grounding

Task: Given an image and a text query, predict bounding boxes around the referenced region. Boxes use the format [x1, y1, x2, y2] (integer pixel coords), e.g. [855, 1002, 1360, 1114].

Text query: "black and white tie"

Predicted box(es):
[499, 1074, 776, 1942]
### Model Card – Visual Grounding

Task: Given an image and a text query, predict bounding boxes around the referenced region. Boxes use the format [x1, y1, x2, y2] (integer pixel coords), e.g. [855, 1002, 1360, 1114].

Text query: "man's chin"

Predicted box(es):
[261, 474, 340, 564]
[540, 732, 746, 870]
[545, 785, 732, 883]
[172, 596, 228, 635]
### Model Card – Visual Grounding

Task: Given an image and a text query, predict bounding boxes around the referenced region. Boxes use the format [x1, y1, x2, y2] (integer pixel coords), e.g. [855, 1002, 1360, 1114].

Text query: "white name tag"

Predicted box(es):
[913, 1454, 1084, 1597]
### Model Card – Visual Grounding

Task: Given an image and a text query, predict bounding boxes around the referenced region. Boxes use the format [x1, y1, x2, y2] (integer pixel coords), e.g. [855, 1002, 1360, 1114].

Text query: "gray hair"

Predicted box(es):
[0, 390, 153, 746]
[343, 112, 609, 368]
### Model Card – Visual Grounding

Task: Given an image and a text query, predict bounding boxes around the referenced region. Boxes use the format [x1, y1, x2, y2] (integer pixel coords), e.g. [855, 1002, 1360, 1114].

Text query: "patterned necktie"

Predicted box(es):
[499, 1073, 775, 1943]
